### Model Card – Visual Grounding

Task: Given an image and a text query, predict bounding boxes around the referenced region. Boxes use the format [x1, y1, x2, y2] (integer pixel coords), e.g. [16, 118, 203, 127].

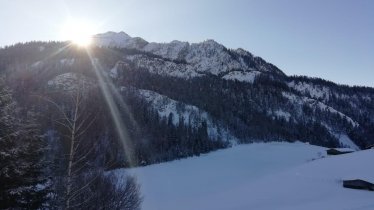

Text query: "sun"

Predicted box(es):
[61, 18, 96, 47]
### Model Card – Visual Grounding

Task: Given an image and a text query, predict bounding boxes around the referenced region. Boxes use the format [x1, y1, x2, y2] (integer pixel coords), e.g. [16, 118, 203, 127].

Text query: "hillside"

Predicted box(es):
[0, 32, 373, 169]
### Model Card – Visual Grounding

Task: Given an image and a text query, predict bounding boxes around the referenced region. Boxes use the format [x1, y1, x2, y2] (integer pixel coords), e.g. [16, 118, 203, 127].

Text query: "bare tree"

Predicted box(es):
[41, 79, 96, 208]
[41, 76, 142, 209]
[72, 172, 142, 210]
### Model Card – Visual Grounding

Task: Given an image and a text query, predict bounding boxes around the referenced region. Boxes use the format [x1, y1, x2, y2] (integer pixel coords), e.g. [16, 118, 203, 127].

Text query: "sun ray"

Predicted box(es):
[85, 48, 136, 167]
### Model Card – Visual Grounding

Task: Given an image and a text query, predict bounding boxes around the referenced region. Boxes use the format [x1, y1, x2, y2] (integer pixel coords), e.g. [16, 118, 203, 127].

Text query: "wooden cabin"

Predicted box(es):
[343, 179, 374, 191]
[326, 148, 354, 155]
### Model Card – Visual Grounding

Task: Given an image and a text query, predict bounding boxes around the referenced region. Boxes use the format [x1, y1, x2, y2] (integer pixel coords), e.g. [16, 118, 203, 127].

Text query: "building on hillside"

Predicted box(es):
[343, 179, 374, 191]
[326, 148, 354, 155]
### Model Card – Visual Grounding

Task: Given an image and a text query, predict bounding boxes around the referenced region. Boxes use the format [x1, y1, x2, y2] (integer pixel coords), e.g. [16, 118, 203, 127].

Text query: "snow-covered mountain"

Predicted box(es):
[1, 32, 373, 166]
[93, 31, 284, 81]
[92, 32, 374, 149]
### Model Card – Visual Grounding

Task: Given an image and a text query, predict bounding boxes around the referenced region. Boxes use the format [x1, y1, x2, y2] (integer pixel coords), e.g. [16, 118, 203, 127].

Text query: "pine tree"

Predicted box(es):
[0, 80, 46, 209]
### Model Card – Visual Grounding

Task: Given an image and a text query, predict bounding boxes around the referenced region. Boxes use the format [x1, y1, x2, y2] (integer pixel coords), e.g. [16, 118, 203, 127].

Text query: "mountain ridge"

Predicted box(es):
[0, 33, 373, 167]
[93, 31, 285, 78]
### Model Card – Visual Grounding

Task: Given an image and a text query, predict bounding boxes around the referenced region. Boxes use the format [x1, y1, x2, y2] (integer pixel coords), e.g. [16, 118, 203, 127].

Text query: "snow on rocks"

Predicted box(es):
[273, 109, 292, 121]
[282, 92, 359, 127]
[143, 40, 189, 60]
[125, 55, 202, 79]
[93, 31, 147, 49]
[222, 70, 260, 83]
[288, 81, 331, 100]
[93, 32, 281, 80]
[93, 31, 131, 48]
[47, 72, 93, 91]
[59, 58, 75, 66]
[109, 62, 119, 78]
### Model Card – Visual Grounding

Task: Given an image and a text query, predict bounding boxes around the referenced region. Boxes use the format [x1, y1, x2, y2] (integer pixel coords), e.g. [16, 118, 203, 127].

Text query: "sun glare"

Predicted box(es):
[61, 19, 96, 47]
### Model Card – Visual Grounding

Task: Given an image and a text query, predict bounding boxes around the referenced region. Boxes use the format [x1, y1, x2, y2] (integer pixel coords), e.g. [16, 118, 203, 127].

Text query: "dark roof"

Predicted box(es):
[343, 179, 374, 191]
[326, 148, 353, 155]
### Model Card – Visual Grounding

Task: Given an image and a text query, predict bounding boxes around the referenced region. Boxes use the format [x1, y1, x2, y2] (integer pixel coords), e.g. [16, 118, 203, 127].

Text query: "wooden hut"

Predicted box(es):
[326, 148, 353, 155]
[343, 179, 374, 191]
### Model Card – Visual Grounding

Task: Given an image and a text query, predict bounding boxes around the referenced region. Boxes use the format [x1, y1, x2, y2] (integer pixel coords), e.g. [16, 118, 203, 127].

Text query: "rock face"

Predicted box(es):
[93, 31, 148, 49]
[92, 31, 285, 80]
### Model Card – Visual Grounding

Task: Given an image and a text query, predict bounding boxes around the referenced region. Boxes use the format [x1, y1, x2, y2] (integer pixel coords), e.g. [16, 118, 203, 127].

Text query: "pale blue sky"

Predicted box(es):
[1, 0, 373, 87]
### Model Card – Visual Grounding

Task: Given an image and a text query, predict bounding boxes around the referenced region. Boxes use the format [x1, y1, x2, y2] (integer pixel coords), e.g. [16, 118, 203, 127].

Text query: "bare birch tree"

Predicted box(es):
[42, 75, 141, 209]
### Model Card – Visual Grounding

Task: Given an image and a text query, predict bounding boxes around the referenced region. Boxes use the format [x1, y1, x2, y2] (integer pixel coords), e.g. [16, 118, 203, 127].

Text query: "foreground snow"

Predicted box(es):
[111, 142, 374, 210]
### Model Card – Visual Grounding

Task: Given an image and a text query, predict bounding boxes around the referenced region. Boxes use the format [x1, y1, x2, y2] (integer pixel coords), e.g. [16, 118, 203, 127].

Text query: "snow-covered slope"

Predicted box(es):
[335, 133, 360, 151]
[121, 87, 238, 144]
[124, 55, 201, 79]
[288, 81, 331, 101]
[239, 148, 374, 210]
[282, 92, 359, 127]
[143, 40, 189, 60]
[111, 142, 374, 210]
[222, 70, 261, 83]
